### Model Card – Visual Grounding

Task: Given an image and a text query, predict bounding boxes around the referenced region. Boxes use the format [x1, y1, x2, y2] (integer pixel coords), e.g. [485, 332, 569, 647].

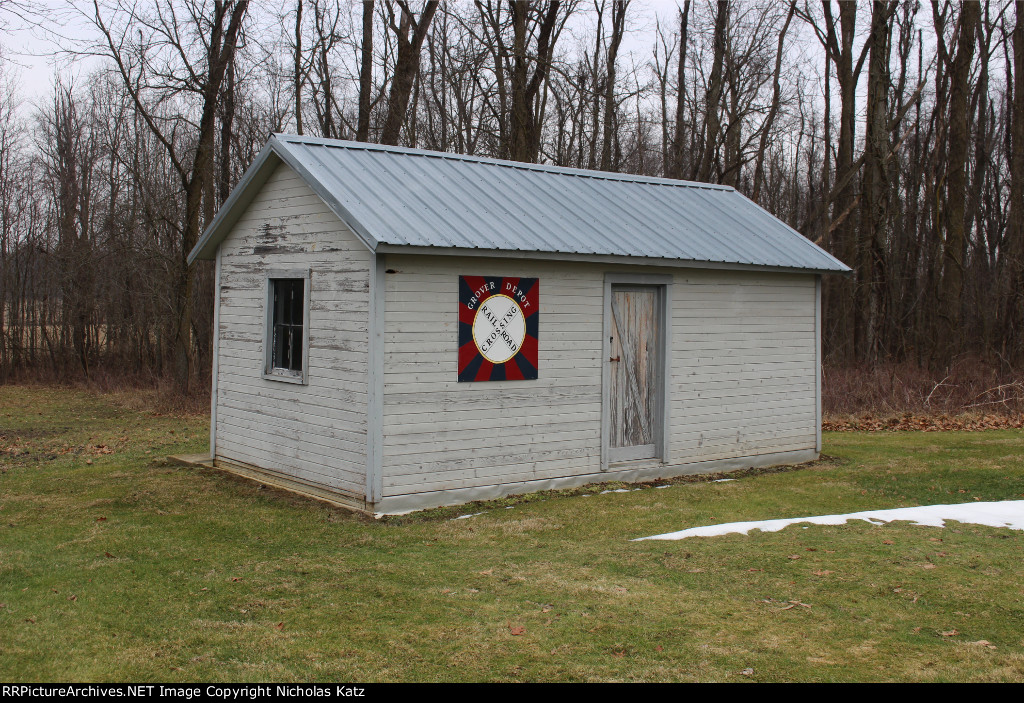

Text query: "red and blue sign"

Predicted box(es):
[458, 276, 539, 382]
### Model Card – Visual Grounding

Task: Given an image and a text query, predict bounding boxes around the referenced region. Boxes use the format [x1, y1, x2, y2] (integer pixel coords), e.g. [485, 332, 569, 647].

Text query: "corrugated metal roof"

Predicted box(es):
[189, 133, 850, 273]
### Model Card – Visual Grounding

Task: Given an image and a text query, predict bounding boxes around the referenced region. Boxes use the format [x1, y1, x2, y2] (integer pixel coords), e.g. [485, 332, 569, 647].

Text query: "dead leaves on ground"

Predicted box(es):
[824, 412, 1024, 432]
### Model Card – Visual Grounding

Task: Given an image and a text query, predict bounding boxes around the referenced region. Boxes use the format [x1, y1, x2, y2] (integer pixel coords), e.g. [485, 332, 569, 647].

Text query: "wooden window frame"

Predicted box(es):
[600, 272, 673, 471]
[262, 268, 312, 385]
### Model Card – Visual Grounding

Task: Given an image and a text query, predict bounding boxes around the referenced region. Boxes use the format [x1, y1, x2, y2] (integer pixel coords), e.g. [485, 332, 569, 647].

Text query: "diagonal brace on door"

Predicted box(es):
[611, 293, 652, 444]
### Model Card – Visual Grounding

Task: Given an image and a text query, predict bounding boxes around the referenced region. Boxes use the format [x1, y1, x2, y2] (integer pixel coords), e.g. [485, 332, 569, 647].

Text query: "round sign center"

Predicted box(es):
[472, 294, 526, 364]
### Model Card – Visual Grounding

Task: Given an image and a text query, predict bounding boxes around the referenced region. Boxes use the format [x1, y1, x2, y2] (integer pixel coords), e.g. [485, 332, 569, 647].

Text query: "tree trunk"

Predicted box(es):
[175, 0, 248, 394]
[507, 0, 562, 162]
[826, 0, 859, 361]
[380, 1, 439, 146]
[600, 1, 627, 171]
[695, 0, 728, 182]
[857, 0, 894, 362]
[752, 2, 796, 202]
[668, 0, 690, 180]
[357, 0, 374, 142]
[294, 0, 303, 135]
[1005, 1, 1024, 360]
[937, 0, 980, 364]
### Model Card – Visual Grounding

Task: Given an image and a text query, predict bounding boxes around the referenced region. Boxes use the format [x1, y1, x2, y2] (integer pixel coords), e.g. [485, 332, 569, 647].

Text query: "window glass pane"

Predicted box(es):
[289, 323, 302, 370]
[270, 278, 304, 373]
[290, 280, 303, 326]
[276, 284, 287, 326]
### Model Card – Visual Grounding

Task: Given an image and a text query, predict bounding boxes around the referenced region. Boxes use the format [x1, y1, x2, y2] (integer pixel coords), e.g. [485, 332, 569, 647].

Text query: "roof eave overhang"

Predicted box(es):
[373, 243, 852, 276]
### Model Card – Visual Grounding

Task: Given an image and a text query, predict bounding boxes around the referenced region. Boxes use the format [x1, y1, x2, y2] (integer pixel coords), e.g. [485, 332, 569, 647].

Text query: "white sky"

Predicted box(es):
[1, 1, 99, 105]
[1, 1, 798, 104]
[0, 0, 934, 136]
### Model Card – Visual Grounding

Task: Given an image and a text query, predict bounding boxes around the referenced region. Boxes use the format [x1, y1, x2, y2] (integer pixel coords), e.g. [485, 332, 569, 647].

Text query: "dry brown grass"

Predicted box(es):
[823, 359, 1024, 420]
[1, 369, 210, 417]
[101, 382, 210, 417]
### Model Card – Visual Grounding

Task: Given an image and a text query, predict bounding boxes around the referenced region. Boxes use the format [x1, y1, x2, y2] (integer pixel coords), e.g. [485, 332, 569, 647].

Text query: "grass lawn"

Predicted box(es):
[1, 385, 1023, 682]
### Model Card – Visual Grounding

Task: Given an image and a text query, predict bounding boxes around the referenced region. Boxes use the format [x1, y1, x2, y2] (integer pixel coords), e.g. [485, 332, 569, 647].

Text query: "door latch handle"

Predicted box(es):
[609, 356, 621, 362]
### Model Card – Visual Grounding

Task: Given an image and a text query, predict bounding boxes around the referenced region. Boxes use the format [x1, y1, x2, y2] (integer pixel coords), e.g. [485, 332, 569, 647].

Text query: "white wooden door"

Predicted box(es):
[608, 285, 662, 462]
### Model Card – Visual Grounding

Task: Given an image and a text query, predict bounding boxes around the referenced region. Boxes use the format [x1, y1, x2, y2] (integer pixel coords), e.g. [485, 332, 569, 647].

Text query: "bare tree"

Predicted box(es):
[751, 1, 795, 201]
[380, 1, 438, 145]
[473, 1, 573, 162]
[600, 0, 629, 171]
[665, 0, 689, 179]
[1006, 2, 1024, 355]
[694, 0, 728, 181]
[293, 0, 305, 134]
[357, 0, 375, 141]
[800, 0, 870, 359]
[90, 0, 249, 392]
[936, 0, 980, 361]
[857, 1, 897, 361]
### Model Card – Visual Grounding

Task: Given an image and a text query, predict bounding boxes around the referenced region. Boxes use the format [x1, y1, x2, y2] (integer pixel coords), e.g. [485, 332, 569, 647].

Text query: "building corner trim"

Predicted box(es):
[210, 247, 222, 460]
[366, 253, 386, 505]
[815, 274, 822, 454]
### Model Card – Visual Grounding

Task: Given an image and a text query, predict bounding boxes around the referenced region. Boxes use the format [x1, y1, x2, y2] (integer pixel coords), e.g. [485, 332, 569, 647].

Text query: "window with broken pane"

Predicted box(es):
[270, 278, 304, 373]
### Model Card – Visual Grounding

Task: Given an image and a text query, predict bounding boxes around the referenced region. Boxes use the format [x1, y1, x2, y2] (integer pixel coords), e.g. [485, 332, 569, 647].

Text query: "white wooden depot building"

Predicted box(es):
[188, 134, 850, 514]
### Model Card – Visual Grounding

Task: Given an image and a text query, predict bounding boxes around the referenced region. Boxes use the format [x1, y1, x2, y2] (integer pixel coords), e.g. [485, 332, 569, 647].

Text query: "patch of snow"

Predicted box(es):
[601, 489, 631, 494]
[656, 485, 672, 489]
[712, 479, 737, 483]
[453, 512, 485, 520]
[634, 500, 1024, 541]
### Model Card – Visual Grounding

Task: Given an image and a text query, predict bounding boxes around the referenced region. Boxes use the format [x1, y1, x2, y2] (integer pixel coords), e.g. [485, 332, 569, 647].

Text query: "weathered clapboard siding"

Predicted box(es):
[214, 161, 371, 499]
[379, 255, 605, 498]
[379, 258, 817, 501]
[668, 271, 816, 463]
